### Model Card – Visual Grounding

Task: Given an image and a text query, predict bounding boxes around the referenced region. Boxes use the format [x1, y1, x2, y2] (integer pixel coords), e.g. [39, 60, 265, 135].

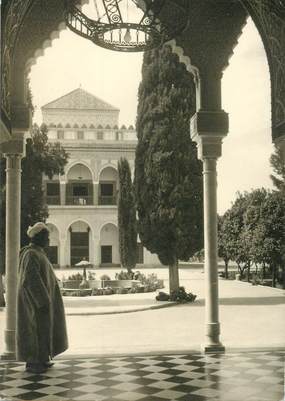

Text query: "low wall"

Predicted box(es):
[62, 279, 141, 290]
[102, 280, 140, 289]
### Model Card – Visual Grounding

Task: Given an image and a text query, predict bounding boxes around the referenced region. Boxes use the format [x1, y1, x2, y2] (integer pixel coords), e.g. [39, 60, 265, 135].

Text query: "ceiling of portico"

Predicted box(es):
[13, 0, 247, 79]
[2, 0, 284, 142]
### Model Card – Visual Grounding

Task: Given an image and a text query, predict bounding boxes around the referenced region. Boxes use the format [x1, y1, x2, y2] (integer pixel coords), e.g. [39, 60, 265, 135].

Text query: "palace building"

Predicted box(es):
[42, 87, 158, 268]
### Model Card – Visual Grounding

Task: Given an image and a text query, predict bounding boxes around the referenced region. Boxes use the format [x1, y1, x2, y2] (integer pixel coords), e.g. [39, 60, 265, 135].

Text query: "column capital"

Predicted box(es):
[190, 110, 229, 160]
[1, 138, 25, 156]
[11, 104, 31, 132]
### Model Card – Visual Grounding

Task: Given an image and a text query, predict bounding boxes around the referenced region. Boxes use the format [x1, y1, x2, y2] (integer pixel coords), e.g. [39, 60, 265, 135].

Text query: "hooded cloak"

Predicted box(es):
[16, 244, 68, 362]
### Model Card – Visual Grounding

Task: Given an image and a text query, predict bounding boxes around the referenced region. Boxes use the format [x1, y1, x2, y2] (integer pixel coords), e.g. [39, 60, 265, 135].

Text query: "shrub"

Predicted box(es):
[115, 287, 129, 294]
[156, 291, 170, 301]
[102, 287, 114, 295]
[127, 271, 164, 290]
[67, 273, 83, 281]
[80, 289, 92, 296]
[169, 286, 197, 303]
[88, 271, 96, 280]
[227, 271, 237, 280]
[61, 290, 82, 297]
[115, 270, 134, 280]
[144, 284, 157, 292]
[100, 274, 111, 281]
[92, 288, 104, 296]
[133, 271, 145, 282]
[143, 273, 164, 290]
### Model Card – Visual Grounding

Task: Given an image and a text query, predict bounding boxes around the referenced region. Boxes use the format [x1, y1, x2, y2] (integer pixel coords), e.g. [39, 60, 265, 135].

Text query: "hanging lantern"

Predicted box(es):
[64, 0, 189, 52]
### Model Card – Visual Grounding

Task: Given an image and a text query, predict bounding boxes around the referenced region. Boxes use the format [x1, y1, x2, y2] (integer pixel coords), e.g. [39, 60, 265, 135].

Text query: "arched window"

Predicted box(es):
[69, 221, 90, 266]
[99, 167, 118, 205]
[100, 223, 119, 265]
[66, 164, 93, 205]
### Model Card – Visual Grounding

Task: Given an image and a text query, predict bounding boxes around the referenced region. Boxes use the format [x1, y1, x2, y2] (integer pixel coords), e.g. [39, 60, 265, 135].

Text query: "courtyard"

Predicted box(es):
[0, 268, 284, 400]
[1, 1, 284, 400]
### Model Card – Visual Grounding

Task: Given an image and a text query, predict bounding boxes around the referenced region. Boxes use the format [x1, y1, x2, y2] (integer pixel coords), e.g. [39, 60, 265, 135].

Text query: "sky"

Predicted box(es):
[29, 17, 274, 214]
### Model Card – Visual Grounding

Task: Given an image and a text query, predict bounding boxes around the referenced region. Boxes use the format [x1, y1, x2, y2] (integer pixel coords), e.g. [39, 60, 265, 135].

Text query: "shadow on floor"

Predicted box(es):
[188, 296, 285, 307]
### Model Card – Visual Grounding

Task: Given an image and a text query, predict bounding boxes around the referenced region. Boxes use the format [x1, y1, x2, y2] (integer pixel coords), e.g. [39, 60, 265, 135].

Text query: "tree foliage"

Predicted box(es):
[218, 189, 285, 286]
[0, 123, 69, 272]
[118, 157, 137, 272]
[218, 214, 231, 278]
[270, 146, 285, 192]
[218, 192, 252, 278]
[134, 45, 203, 288]
[247, 190, 285, 286]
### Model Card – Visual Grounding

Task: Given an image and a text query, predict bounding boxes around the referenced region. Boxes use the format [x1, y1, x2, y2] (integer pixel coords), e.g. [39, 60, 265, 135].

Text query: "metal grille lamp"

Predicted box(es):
[65, 0, 189, 52]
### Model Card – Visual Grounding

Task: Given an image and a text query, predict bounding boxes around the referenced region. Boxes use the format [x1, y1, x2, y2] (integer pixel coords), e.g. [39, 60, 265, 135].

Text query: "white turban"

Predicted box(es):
[27, 222, 49, 238]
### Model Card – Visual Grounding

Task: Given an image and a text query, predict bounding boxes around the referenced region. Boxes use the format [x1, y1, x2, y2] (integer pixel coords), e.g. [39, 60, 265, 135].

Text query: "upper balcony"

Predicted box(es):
[44, 164, 119, 207]
[66, 196, 94, 205]
[98, 196, 117, 205]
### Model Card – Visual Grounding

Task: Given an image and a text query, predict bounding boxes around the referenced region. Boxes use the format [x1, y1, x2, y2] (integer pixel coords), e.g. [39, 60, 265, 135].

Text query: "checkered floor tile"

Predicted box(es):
[0, 351, 284, 401]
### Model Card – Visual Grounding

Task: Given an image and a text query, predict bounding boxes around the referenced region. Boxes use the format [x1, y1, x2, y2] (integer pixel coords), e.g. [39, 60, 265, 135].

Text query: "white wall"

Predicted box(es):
[100, 223, 119, 264]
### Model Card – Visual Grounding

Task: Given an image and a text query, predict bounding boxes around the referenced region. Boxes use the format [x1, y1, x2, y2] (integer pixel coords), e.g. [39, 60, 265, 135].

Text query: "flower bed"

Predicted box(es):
[62, 280, 81, 289]
[156, 287, 197, 303]
[60, 271, 164, 296]
[61, 288, 92, 296]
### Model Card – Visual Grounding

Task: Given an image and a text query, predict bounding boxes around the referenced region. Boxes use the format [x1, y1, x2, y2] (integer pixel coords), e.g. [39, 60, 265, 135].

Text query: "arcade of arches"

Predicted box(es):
[46, 221, 121, 268]
[0, 0, 285, 359]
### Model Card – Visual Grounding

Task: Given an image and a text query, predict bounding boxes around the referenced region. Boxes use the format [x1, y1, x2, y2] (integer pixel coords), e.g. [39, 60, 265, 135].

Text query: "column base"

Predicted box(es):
[202, 343, 225, 353]
[203, 322, 224, 353]
[3, 329, 16, 358]
[1, 351, 16, 361]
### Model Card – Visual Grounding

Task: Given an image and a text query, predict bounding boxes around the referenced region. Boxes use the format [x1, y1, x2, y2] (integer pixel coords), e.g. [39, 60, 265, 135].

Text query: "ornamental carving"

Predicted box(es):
[1, 0, 34, 122]
[1, 0, 285, 143]
[240, 0, 285, 139]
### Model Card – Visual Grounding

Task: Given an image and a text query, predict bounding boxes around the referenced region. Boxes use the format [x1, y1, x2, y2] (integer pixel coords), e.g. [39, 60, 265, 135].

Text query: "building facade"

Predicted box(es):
[42, 88, 158, 268]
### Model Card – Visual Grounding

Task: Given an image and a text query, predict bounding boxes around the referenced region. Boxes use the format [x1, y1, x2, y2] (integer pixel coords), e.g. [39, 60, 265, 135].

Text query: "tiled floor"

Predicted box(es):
[0, 351, 284, 401]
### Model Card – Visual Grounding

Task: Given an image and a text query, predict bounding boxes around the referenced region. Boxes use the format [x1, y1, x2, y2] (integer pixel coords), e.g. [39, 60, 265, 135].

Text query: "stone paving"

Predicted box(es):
[1, 270, 284, 355]
[1, 351, 284, 401]
[0, 270, 284, 400]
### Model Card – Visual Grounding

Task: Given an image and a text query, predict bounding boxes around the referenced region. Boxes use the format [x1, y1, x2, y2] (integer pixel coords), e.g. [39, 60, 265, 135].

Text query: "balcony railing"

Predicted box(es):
[46, 195, 118, 206]
[99, 196, 117, 205]
[66, 196, 93, 205]
[46, 195, 60, 205]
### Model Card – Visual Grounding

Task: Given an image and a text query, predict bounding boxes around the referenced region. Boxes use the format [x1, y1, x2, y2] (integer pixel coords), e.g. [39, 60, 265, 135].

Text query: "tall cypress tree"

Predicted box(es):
[118, 157, 137, 273]
[135, 45, 203, 292]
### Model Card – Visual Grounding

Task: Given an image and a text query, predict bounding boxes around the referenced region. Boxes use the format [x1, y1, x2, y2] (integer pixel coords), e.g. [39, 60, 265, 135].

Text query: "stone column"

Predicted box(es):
[191, 110, 228, 352]
[59, 236, 66, 268]
[93, 182, 99, 205]
[95, 241, 101, 267]
[2, 154, 22, 360]
[60, 181, 66, 205]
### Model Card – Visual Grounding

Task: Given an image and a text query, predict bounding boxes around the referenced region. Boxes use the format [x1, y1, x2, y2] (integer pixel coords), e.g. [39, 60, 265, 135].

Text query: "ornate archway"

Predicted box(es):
[0, 0, 284, 359]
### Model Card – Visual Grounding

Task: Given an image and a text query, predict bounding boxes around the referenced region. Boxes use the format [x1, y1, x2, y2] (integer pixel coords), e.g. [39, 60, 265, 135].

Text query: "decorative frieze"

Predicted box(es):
[240, 0, 285, 139]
